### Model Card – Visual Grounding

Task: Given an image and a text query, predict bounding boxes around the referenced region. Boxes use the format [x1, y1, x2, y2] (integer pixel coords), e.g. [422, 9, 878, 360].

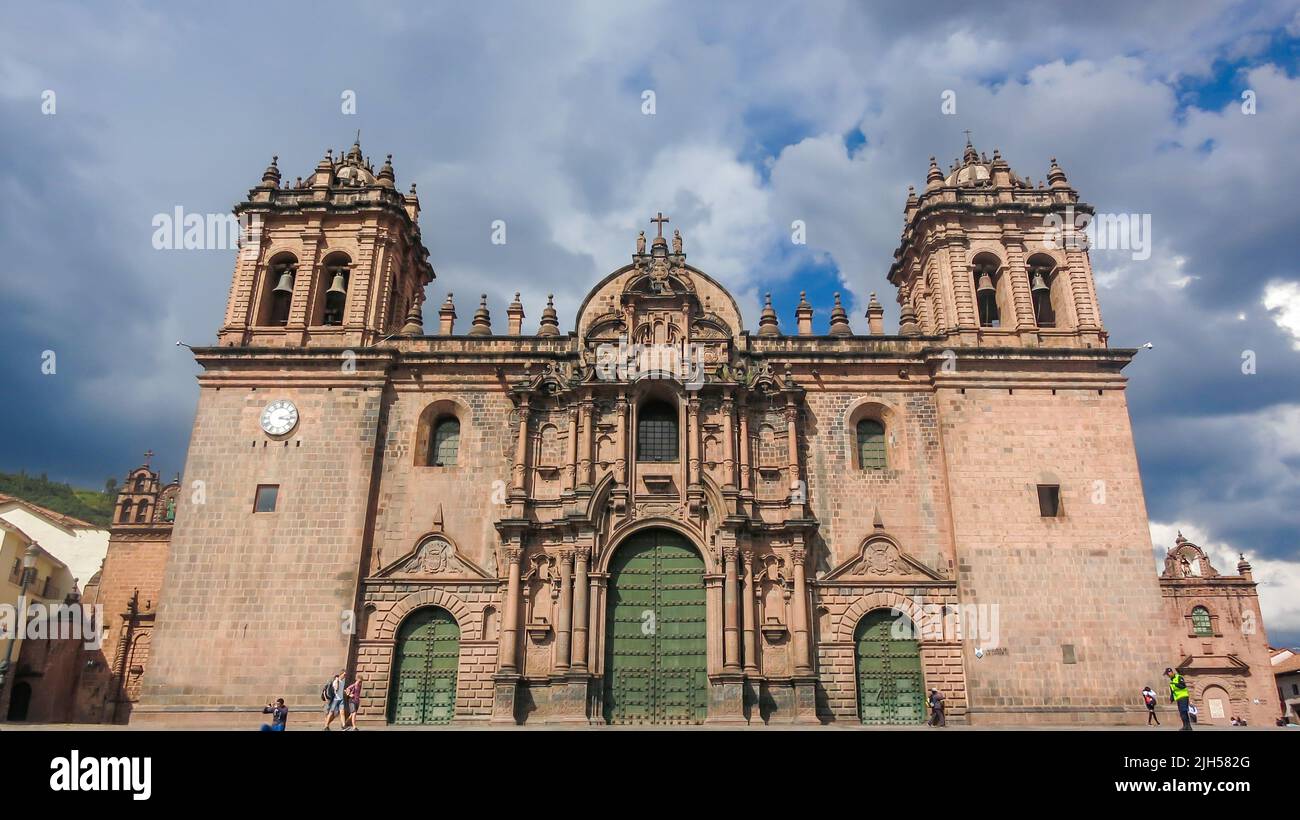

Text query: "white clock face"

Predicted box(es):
[260, 399, 299, 436]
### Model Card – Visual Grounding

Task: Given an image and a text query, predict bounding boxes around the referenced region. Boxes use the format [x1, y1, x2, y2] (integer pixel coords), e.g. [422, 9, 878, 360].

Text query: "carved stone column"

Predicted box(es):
[741, 549, 758, 674]
[512, 396, 531, 494]
[738, 401, 751, 494]
[790, 547, 811, 675]
[577, 398, 594, 489]
[556, 550, 574, 672]
[614, 392, 628, 485]
[498, 546, 523, 674]
[571, 547, 590, 672]
[565, 406, 579, 492]
[722, 391, 736, 490]
[1002, 228, 1036, 332]
[686, 395, 701, 487]
[723, 547, 741, 672]
[784, 397, 801, 498]
[492, 543, 525, 724]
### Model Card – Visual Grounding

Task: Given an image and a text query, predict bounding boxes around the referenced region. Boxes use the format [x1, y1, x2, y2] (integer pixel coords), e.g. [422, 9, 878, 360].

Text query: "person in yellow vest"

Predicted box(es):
[1166, 667, 1192, 731]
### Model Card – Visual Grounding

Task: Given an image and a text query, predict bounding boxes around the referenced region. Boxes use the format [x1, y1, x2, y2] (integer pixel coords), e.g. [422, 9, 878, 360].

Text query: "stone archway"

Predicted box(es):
[602, 528, 708, 725]
[853, 608, 925, 725]
[387, 606, 461, 725]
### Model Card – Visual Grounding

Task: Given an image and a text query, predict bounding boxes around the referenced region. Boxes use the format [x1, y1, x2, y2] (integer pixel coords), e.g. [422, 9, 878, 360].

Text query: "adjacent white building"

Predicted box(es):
[0, 495, 109, 593]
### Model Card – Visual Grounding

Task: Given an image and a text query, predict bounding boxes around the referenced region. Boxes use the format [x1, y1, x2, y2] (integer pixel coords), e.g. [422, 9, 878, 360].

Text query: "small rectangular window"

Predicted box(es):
[254, 484, 279, 513]
[1037, 484, 1061, 517]
[1061, 644, 1077, 664]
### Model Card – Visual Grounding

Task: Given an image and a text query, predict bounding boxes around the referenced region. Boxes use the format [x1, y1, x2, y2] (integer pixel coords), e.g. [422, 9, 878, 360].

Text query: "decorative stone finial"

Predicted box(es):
[537, 293, 560, 337]
[377, 154, 395, 187]
[758, 292, 781, 337]
[926, 156, 944, 189]
[438, 293, 457, 335]
[259, 156, 281, 188]
[829, 292, 852, 336]
[795, 291, 814, 336]
[507, 292, 525, 335]
[1047, 156, 1069, 189]
[866, 291, 885, 335]
[399, 299, 424, 336]
[469, 294, 492, 336]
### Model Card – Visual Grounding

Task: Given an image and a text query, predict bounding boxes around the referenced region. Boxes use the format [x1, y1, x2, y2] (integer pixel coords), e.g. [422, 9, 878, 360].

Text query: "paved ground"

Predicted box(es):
[0, 721, 1267, 731]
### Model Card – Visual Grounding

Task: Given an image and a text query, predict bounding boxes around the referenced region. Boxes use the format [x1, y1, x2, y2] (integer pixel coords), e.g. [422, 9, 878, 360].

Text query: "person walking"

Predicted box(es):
[344, 673, 363, 731]
[1141, 685, 1159, 725]
[260, 698, 289, 732]
[1166, 667, 1192, 731]
[323, 670, 347, 730]
[928, 688, 946, 727]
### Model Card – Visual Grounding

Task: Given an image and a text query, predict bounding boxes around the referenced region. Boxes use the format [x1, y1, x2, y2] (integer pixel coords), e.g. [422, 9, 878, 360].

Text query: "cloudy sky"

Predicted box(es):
[2, 1, 1298, 645]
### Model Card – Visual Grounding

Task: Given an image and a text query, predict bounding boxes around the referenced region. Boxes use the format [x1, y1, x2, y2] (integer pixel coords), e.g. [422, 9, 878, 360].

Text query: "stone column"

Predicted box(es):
[790, 547, 812, 676]
[722, 391, 736, 490]
[687, 396, 700, 487]
[723, 547, 741, 672]
[588, 574, 606, 675]
[784, 398, 801, 499]
[741, 549, 758, 674]
[498, 546, 523, 674]
[556, 550, 574, 672]
[578, 398, 594, 489]
[512, 396, 530, 494]
[738, 401, 751, 494]
[564, 406, 579, 492]
[1002, 230, 1036, 331]
[614, 392, 628, 485]
[704, 574, 724, 676]
[572, 547, 590, 672]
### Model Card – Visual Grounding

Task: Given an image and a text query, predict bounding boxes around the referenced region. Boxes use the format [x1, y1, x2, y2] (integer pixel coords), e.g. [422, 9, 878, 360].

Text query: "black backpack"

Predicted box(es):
[321, 679, 335, 702]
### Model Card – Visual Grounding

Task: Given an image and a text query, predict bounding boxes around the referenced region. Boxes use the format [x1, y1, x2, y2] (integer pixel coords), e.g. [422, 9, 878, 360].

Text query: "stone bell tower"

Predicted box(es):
[888, 137, 1106, 348]
[217, 139, 434, 348]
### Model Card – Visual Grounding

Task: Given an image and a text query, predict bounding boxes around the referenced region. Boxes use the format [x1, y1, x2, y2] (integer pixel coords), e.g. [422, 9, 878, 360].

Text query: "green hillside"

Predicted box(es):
[0, 471, 116, 528]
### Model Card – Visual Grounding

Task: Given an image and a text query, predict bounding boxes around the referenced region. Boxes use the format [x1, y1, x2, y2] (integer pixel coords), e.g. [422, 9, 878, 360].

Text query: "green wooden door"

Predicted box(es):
[855, 609, 925, 725]
[603, 530, 708, 725]
[388, 607, 460, 725]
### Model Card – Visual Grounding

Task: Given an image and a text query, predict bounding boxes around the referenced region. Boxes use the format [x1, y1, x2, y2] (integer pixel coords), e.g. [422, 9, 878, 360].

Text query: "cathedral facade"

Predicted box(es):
[129, 140, 1278, 727]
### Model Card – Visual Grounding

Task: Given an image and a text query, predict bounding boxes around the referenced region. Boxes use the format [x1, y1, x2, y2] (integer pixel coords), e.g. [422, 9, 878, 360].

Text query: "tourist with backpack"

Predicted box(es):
[322, 670, 347, 730]
[1141, 686, 1159, 725]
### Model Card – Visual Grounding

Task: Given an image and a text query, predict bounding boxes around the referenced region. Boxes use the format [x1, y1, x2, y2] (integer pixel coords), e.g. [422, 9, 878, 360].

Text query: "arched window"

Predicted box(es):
[430, 416, 460, 466]
[1027, 254, 1059, 328]
[637, 401, 678, 462]
[1192, 606, 1213, 637]
[259, 253, 297, 326]
[856, 419, 886, 470]
[133, 475, 146, 492]
[134, 499, 150, 523]
[974, 262, 1000, 327]
[318, 252, 351, 327]
[118, 502, 134, 523]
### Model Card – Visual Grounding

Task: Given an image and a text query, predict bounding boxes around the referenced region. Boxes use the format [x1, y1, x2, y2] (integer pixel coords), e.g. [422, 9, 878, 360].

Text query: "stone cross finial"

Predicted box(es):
[143, 449, 154, 467]
[651, 211, 670, 238]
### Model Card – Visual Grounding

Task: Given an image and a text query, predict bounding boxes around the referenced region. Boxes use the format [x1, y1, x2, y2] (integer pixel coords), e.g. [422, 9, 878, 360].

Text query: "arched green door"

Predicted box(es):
[855, 609, 925, 725]
[603, 529, 707, 725]
[388, 607, 460, 725]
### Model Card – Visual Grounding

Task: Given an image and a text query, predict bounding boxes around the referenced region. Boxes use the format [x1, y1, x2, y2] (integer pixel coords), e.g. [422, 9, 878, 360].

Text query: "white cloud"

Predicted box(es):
[1263, 280, 1300, 350]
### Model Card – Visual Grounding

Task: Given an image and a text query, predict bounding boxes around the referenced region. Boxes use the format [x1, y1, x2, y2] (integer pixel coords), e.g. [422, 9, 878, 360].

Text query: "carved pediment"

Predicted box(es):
[824, 535, 946, 582]
[377, 534, 491, 579]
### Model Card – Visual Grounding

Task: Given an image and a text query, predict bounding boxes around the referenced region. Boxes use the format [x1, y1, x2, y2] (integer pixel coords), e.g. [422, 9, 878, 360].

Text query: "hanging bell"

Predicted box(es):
[327, 270, 347, 297]
[976, 269, 995, 295]
[1031, 269, 1050, 293]
[272, 269, 295, 294]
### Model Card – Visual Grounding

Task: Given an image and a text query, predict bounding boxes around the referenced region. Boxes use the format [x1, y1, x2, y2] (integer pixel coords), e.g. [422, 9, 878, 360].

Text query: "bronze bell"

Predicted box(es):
[976, 269, 995, 295]
[272, 268, 295, 294]
[326, 269, 347, 297]
[1031, 269, 1050, 293]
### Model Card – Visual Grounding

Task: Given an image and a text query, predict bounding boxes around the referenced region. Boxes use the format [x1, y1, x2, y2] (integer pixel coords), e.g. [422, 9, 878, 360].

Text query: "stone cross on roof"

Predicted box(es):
[650, 211, 670, 238]
[143, 449, 154, 467]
